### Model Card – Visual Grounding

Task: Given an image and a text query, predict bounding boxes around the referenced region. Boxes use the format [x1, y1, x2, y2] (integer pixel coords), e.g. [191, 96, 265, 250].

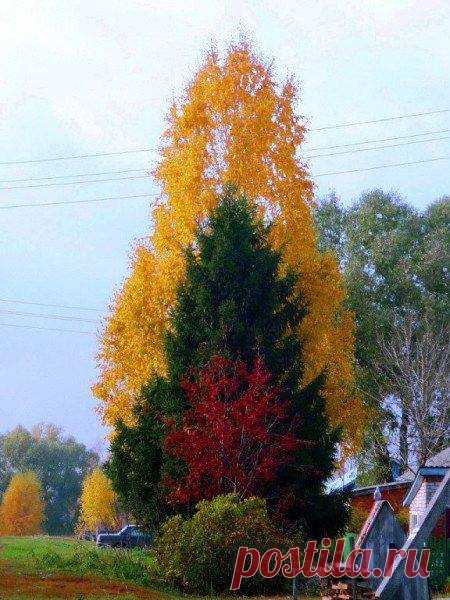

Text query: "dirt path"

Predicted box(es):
[0, 561, 165, 599]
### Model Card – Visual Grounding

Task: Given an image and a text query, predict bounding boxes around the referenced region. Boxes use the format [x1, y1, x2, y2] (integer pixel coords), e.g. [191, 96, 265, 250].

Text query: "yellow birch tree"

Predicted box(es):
[78, 468, 118, 533]
[0, 471, 44, 535]
[93, 43, 366, 454]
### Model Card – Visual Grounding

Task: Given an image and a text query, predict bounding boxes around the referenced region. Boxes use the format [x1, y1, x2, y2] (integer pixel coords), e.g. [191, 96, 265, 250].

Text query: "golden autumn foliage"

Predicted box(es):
[0, 471, 44, 536]
[78, 468, 118, 533]
[94, 43, 366, 454]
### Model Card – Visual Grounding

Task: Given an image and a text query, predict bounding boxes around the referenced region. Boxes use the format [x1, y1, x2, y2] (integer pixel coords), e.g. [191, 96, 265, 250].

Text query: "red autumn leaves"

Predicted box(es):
[164, 356, 299, 505]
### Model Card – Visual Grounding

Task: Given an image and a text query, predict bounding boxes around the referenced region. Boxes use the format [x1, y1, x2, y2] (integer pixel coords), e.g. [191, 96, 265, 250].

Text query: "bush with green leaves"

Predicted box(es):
[153, 494, 293, 594]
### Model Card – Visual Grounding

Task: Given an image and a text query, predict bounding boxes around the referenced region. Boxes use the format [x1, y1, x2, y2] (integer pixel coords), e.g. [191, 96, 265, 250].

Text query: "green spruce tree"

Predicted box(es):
[107, 378, 167, 529]
[164, 185, 302, 410]
[109, 186, 347, 536]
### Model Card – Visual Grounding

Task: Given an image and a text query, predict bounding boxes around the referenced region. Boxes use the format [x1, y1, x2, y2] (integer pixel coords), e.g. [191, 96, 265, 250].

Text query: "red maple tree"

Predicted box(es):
[164, 355, 298, 505]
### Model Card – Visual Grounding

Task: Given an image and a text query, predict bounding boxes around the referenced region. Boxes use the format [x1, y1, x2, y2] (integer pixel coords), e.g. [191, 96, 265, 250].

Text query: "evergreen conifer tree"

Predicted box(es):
[107, 378, 166, 529]
[109, 187, 347, 536]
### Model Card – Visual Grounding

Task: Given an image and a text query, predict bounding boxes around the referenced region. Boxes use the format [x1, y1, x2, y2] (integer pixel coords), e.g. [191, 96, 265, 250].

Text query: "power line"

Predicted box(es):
[0, 109, 448, 166]
[0, 298, 104, 312]
[0, 322, 94, 334]
[1, 156, 449, 211]
[1, 130, 448, 185]
[0, 309, 99, 324]
[0, 148, 156, 166]
[314, 155, 450, 178]
[0, 174, 149, 191]
[309, 108, 450, 132]
[0, 168, 148, 184]
[0, 192, 158, 209]
[305, 128, 450, 151]
[306, 135, 450, 159]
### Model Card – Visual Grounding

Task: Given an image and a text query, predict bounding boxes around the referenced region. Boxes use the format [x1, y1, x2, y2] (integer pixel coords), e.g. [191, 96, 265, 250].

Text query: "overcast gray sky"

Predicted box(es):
[1, 0, 449, 451]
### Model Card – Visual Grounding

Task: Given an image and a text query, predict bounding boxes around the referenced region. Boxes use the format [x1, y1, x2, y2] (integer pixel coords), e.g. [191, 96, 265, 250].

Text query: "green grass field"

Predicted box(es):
[0, 536, 162, 600]
[0, 535, 155, 577]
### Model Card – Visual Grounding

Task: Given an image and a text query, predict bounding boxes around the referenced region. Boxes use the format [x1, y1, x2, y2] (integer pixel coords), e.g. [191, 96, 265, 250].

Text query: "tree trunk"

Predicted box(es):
[399, 400, 409, 468]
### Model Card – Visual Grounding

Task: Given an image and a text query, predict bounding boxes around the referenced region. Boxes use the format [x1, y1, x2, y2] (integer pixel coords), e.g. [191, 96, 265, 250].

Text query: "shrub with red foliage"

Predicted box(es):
[164, 355, 298, 505]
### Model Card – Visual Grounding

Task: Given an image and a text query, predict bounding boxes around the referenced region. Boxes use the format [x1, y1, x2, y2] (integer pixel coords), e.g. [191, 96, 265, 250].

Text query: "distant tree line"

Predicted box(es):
[0, 424, 98, 534]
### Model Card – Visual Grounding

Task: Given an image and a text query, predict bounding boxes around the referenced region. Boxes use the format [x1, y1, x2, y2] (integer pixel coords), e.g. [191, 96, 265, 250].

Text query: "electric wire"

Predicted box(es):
[0, 298, 103, 312]
[305, 128, 450, 151]
[0, 309, 99, 324]
[1, 129, 449, 185]
[305, 135, 450, 159]
[0, 174, 149, 191]
[0, 168, 148, 184]
[0, 322, 94, 334]
[1, 156, 448, 209]
[0, 108, 448, 165]
[314, 155, 450, 178]
[309, 108, 450, 131]
[0, 135, 448, 190]
[0, 192, 157, 209]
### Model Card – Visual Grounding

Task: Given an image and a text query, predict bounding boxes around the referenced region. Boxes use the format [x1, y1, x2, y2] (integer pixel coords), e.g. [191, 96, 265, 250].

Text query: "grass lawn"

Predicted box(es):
[0, 536, 163, 600]
[0, 535, 154, 575]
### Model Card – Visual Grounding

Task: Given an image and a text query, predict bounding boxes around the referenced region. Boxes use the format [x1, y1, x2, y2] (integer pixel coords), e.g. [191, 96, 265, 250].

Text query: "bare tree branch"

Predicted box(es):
[370, 313, 449, 469]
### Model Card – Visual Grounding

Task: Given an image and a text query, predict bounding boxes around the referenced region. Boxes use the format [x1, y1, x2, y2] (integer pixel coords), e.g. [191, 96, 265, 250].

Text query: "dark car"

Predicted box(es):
[96, 525, 153, 548]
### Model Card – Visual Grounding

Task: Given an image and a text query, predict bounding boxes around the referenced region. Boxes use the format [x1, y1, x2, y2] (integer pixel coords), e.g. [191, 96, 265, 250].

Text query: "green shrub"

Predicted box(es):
[347, 507, 368, 534]
[427, 537, 447, 592]
[396, 508, 410, 532]
[153, 494, 293, 594]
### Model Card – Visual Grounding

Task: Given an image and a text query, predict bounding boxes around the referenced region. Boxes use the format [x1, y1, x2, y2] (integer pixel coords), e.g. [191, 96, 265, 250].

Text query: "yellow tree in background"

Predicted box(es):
[78, 468, 118, 533]
[94, 43, 365, 454]
[0, 471, 44, 535]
